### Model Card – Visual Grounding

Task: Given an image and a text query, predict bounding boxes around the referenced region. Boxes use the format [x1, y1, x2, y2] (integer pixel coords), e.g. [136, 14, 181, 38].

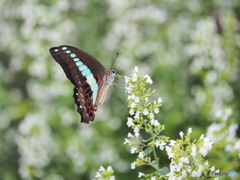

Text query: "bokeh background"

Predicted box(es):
[0, 0, 240, 179]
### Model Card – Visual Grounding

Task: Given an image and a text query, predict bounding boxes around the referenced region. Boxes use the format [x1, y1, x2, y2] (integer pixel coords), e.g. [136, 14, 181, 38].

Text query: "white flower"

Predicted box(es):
[128, 94, 135, 100]
[191, 170, 201, 177]
[125, 76, 130, 84]
[138, 172, 145, 178]
[166, 146, 174, 159]
[99, 166, 105, 171]
[234, 140, 240, 150]
[143, 109, 149, 115]
[130, 147, 137, 154]
[145, 97, 149, 101]
[155, 140, 160, 147]
[138, 151, 145, 158]
[95, 172, 102, 178]
[124, 138, 130, 144]
[145, 74, 153, 84]
[198, 165, 203, 171]
[179, 131, 184, 138]
[187, 166, 192, 173]
[125, 86, 132, 93]
[182, 170, 187, 177]
[228, 124, 238, 141]
[131, 163, 135, 169]
[200, 134, 204, 139]
[159, 141, 166, 150]
[132, 75, 137, 81]
[151, 177, 156, 180]
[215, 109, 222, 118]
[134, 127, 140, 137]
[203, 137, 213, 148]
[200, 136, 213, 156]
[188, 127, 192, 133]
[150, 113, 154, 119]
[210, 166, 215, 171]
[151, 119, 160, 126]
[127, 133, 134, 137]
[191, 144, 197, 157]
[158, 97, 163, 103]
[180, 157, 189, 164]
[134, 66, 139, 72]
[169, 140, 176, 146]
[192, 171, 199, 177]
[154, 108, 159, 114]
[222, 108, 232, 121]
[134, 111, 140, 119]
[107, 166, 113, 171]
[199, 147, 208, 156]
[175, 162, 183, 171]
[127, 117, 134, 127]
[135, 97, 140, 103]
[204, 162, 209, 166]
[129, 109, 134, 115]
[155, 140, 165, 149]
[130, 102, 136, 108]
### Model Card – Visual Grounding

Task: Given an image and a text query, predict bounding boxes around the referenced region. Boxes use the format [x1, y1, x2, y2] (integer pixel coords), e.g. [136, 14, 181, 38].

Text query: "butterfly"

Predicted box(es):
[49, 45, 116, 124]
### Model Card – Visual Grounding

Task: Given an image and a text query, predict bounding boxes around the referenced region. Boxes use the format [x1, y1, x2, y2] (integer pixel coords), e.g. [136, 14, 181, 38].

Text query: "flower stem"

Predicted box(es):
[152, 145, 159, 170]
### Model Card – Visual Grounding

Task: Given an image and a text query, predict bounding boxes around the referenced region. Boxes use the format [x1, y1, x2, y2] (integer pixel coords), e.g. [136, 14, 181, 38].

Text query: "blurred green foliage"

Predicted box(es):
[0, 0, 239, 180]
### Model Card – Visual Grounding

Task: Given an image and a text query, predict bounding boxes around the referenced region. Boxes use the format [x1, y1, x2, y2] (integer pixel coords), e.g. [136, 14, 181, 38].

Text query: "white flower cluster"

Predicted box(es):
[125, 67, 162, 129]
[94, 166, 115, 180]
[165, 128, 216, 179]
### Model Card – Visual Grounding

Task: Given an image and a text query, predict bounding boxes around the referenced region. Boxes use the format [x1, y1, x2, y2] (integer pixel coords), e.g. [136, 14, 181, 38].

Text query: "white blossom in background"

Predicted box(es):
[188, 128, 192, 133]
[16, 113, 59, 179]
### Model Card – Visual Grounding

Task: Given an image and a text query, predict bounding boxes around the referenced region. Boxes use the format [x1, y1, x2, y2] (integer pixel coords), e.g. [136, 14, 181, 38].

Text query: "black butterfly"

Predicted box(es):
[49, 45, 116, 123]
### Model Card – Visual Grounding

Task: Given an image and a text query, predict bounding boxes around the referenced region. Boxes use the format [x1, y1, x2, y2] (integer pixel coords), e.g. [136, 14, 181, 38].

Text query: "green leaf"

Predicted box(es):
[150, 160, 158, 169]
[158, 167, 169, 175]
[144, 146, 153, 155]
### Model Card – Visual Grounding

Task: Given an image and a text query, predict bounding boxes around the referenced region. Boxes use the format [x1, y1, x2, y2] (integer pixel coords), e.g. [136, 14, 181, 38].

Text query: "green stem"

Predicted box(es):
[153, 145, 159, 169]
[150, 125, 160, 170]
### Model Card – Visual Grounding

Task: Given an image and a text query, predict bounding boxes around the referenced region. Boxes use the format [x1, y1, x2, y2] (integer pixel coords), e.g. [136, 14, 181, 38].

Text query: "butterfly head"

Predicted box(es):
[106, 68, 116, 85]
[111, 68, 116, 74]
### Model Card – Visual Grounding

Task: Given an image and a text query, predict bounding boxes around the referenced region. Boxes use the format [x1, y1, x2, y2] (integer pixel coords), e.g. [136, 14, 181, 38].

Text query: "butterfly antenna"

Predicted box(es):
[111, 52, 118, 69]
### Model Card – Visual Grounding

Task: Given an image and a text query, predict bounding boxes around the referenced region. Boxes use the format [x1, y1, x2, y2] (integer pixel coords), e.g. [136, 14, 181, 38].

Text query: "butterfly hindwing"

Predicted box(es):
[50, 45, 116, 123]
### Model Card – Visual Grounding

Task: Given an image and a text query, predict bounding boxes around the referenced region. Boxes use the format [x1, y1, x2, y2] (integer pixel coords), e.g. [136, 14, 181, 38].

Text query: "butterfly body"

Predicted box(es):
[49, 45, 116, 123]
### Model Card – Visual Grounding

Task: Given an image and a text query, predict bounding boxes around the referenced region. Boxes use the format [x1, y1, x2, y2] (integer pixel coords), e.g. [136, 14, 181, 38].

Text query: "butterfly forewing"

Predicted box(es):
[49, 45, 116, 123]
